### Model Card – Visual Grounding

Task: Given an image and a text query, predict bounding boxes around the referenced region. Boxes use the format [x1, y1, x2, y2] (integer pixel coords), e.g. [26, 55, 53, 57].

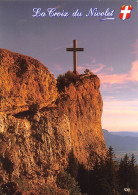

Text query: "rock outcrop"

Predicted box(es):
[0, 48, 57, 113]
[0, 49, 107, 194]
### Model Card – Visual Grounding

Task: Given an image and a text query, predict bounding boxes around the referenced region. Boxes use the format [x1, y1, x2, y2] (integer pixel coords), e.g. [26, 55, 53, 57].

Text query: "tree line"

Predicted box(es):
[57, 147, 138, 195]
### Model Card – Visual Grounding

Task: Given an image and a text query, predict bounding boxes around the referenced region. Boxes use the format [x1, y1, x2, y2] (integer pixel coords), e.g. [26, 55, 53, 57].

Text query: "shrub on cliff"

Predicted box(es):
[57, 71, 79, 91]
[84, 68, 94, 75]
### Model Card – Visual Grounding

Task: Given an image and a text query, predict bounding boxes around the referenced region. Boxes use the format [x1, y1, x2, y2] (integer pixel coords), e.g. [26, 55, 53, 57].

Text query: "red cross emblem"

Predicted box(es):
[119, 5, 132, 20]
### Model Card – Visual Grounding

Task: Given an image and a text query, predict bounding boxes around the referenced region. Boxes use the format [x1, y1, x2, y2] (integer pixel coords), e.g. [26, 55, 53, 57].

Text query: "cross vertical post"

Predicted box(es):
[66, 40, 84, 74]
[73, 40, 77, 74]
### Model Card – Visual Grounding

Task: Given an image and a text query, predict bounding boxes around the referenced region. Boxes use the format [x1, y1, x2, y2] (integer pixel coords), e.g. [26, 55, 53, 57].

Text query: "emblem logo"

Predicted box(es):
[119, 5, 132, 20]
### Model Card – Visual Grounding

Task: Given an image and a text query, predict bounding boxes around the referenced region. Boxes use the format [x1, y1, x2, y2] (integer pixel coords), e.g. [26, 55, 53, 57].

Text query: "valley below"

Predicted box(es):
[103, 129, 138, 164]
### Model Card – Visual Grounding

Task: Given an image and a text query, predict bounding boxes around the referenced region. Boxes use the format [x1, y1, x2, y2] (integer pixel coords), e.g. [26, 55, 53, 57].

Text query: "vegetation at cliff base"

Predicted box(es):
[58, 147, 138, 195]
[56, 171, 81, 195]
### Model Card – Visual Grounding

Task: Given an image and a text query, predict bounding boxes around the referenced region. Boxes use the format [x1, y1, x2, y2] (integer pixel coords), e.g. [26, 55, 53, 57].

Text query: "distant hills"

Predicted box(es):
[111, 131, 138, 137]
[103, 129, 138, 163]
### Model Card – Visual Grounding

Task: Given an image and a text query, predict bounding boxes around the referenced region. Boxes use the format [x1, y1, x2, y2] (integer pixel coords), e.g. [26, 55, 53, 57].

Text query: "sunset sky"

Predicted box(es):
[0, 0, 138, 132]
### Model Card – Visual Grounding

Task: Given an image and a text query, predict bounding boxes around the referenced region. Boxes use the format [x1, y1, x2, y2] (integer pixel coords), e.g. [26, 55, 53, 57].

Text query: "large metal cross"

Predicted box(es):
[66, 40, 84, 74]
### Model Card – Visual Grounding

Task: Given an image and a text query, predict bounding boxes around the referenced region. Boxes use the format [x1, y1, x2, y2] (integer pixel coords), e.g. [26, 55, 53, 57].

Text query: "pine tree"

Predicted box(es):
[90, 157, 102, 194]
[91, 147, 118, 195]
[118, 154, 130, 193]
[103, 146, 118, 195]
[129, 154, 137, 191]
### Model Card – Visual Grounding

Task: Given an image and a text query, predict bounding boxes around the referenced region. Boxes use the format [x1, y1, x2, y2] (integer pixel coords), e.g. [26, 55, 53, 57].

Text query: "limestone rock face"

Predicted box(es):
[57, 75, 107, 168]
[0, 49, 57, 113]
[0, 49, 107, 193]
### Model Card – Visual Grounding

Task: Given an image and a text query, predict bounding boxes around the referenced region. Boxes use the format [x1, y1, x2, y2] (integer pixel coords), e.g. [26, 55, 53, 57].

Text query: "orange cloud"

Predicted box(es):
[129, 60, 138, 82]
[98, 39, 138, 85]
[99, 73, 127, 85]
[99, 60, 138, 85]
[102, 99, 138, 131]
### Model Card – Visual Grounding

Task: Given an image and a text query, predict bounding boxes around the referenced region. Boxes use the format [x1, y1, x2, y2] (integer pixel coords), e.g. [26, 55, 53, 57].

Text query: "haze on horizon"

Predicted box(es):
[0, 0, 137, 132]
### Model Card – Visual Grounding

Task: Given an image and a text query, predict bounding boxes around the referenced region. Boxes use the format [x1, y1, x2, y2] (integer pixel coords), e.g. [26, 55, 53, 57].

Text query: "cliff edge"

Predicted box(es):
[0, 49, 107, 194]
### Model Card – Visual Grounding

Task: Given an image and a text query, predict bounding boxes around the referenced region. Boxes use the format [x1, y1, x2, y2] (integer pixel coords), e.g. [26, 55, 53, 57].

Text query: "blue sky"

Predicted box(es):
[0, 0, 138, 131]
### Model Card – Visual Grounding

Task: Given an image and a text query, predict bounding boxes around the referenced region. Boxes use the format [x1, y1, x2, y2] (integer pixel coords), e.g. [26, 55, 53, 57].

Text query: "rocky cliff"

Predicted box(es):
[0, 48, 57, 113]
[0, 49, 107, 194]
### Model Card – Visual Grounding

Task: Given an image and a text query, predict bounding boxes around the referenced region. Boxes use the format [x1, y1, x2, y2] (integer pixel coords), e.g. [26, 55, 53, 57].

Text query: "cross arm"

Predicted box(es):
[76, 48, 84, 51]
[66, 48, 84, 51]
[66, 48, 74, 51]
